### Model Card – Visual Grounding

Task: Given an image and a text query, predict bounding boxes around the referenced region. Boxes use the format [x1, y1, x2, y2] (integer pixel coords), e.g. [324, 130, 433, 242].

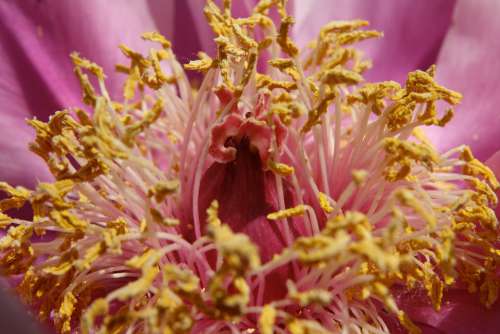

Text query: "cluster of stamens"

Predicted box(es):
[0, 1, 499, 333]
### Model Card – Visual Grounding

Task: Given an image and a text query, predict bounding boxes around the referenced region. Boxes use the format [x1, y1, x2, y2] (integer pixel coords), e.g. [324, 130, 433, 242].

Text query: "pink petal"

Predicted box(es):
[0, 1, 171, 187]
[427, 0, 500, 160]
[0, 1, 169, 105]
[486, 150, 500, 216]
[395, 288, 500, 334]
[186, 0, 257, 55]
[0, 23, 53, 187]
[0, 116, 51, 188]
[293, 0, 456, 83]
[0, 285, 48, 334]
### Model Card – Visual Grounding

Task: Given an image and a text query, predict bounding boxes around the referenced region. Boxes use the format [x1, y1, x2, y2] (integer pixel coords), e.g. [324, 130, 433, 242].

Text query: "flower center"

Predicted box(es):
[201, 138, 292, 260]
[0, 1, 499, 334]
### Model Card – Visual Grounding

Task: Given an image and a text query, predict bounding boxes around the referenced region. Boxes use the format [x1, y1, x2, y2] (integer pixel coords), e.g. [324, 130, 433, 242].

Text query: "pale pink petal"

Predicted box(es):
[293, 0, 456, 83]
[427, 0, 500, 160]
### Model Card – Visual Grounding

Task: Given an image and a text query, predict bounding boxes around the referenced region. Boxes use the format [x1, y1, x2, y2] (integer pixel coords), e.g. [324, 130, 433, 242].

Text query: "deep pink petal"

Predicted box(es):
[427, 0, 500, 160]
[293, 0, 456, 83]
[171, 1, 203, 63]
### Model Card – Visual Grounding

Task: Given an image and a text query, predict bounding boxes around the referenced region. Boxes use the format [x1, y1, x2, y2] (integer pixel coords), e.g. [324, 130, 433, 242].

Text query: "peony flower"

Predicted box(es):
[1, 1, 499, 333]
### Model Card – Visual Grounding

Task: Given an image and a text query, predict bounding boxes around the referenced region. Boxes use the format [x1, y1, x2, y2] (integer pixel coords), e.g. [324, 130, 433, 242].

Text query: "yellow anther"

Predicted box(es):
[398, 311, 422, 334]
[42, 260, 73, 276]
[320, 20, 369, 35]
[147, 179, 179, 203]
[112, 266, 159, 301]
[479, 277, 499, 308]
[124, 98, 164, 145]
[141, 31, 171, 49]
[209, 274, 251, 318]
[49, 210, 89, 231]
[318, 192, 333, 214]
[258, 305, 276, 334]
[149, 49, 176, 88]
[0, 213, 11, 229]
[322, 66, 363, 86]
[81, 299, 108, 334]
[267, 205, 306, 220]
[58, 292, 77, 333]
[469, 177, 498, 206]
[253, 0, 274, 14]
[126, 248, 162, 269]
[268, 58, 300, 81]
[106, 218, 128, 235]
[383, 137, 439, 181]
[123, 66, 141, 100]
[288, 318, 330, 334]
[337, 30, 382, 46]
[70, 52, 105, 80]
[215, 36, 246, 58]
[73, 66, 97, 106]
[75, 242, 105, 270]
[294, 231, 350, 264]
[232, 24, 258, 49]
[347, 81, 401, 115]
[160, 218, 181, 227]
[277, 16, 299, 57]
[207, 200, 222, 227]
[461, 147, 500, 190]
[258, 37, 273, 51]
[184, 52, 214, 72]
[395, 189, 437, 228]
[352, 169, 368, 186]
[422, 264, 444, 311]
[288, 282, 332, 306]
[268, 160, 295, 176]
[457, 205, 497, 231]
[163, 264, 200, 295]
[207, 214, 261, 272]
[386, 101, 415, 132]
[256, 74, 297, 91]
[404, 69, 462, 106]
[269, 99, 305, 125]
[0, 182, 31, 211]
[301, 90, 336, 133]
[119, 44, 149, 67]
